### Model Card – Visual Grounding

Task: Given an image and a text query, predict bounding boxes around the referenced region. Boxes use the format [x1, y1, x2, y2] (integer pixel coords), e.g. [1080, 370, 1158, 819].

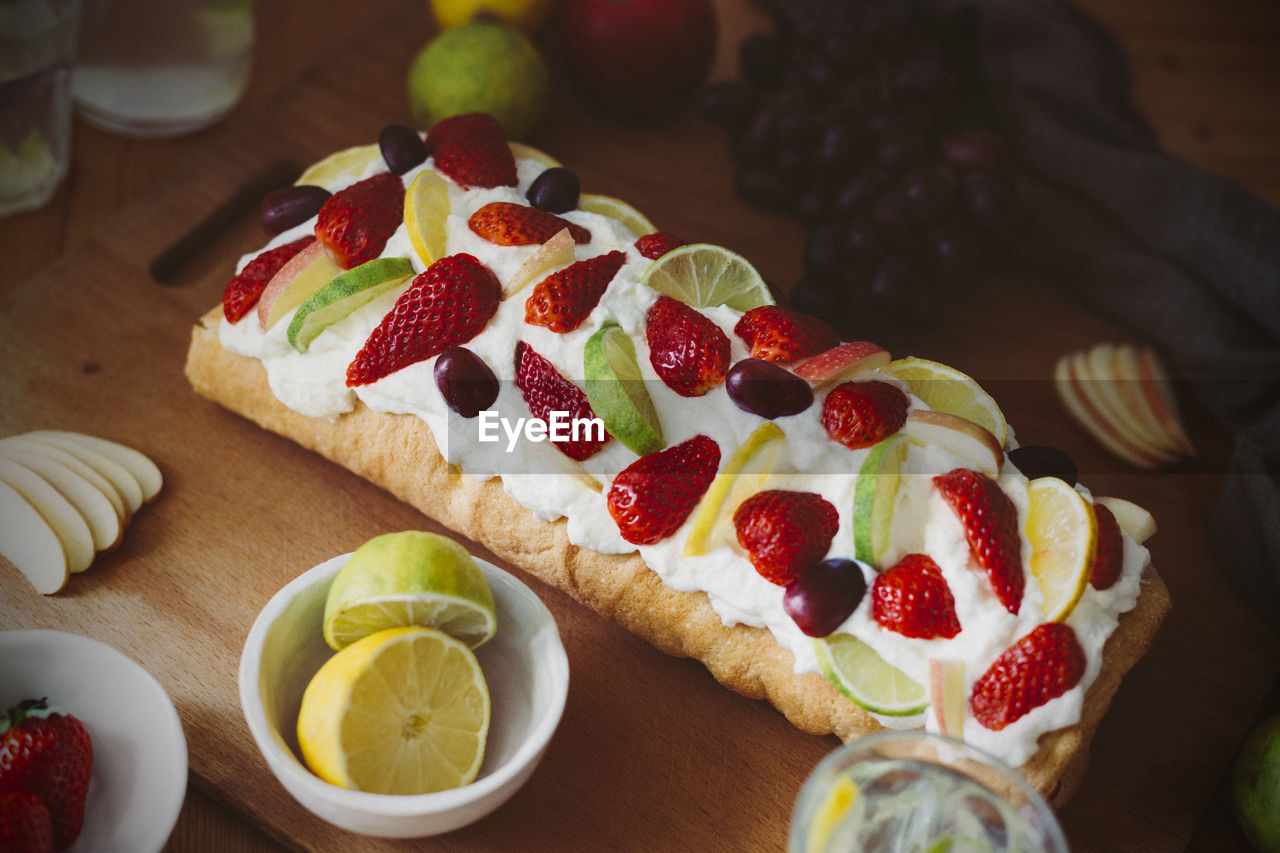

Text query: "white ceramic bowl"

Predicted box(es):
[0, 630, 188, 853]
[239, 551, 570, 838]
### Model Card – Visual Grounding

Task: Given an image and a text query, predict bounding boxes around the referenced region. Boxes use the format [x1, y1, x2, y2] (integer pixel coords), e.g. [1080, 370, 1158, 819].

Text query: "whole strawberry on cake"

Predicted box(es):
[187, 112, 1170, 803]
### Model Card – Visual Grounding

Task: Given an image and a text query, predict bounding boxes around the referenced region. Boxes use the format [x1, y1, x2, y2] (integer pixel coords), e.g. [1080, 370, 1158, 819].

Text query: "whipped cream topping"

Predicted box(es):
[220, 148, 1149, 767]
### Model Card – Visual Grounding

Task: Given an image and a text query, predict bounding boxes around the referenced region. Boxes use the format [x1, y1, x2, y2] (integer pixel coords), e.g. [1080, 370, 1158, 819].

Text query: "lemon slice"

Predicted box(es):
[814, 634, 927, 717]
[295, 143, 381, 190]
[807, 775, 860, 853]
[577, 192, 657, 236]
[1026, 477, 1096, 622]
[297, 626, 490, 795]
[288, 257, 414, 352]
[404, 170, 450, 267]
[851, 434, 907, 568]
[641, 243, 775, 312]
[509, 140, 561, 170]
[882, 357, 1008, 448]
[324, 531, 497, 650]
[684, 422, 785, 556]
[584, 325, 664, 456]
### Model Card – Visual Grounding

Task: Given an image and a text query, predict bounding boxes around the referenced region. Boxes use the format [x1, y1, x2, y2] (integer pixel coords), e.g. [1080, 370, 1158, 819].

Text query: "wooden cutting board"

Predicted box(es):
[2, 1, 1277, 849]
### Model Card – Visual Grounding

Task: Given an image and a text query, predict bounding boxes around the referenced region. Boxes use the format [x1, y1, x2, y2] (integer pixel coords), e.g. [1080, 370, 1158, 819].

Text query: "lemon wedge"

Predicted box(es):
[684, 422, 784, 556]
[1026, 477, 1096, 621]
[578, 192, 656, 236]
[295, 143, 381, 190]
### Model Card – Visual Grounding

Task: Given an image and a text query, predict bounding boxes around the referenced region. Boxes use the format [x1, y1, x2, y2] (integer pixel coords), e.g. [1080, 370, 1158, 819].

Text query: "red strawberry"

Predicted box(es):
[634, 232, 685, 260]
[0, 789, 53, 853]
[645, 296, 731, 397]
[871, 554, 961, 639]
[970, 623, 1086, 730]
[346, 254, 500, 387]
[1090, 501, 1124, 590]
[0, 699, 93, 850]
[733, 490, 839, 585]
[821, 380, 909, 450]
[468, 201, 591, 246]
[221, 236, 314, 322]
[314, 172, 405, 269]
[525, 250, 626, 333]
[734, 305, 840, 363]
[933, 468, 1025, 615]
[514, 342, 611, 460]
[424, 112, 518, 190]
[607, 435, 720, 545]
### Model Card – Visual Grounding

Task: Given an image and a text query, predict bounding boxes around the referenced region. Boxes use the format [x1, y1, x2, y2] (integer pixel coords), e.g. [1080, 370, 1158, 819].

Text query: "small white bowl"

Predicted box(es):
[0, 630, 188, 853]
[239, 551, 570, 838]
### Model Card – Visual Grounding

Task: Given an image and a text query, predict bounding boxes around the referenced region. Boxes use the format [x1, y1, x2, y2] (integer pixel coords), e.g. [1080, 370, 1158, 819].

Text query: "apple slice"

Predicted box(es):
[257, 240, 342, 330]
[504, 228, 576, 298]
[0, 480, 69, 594]
[901, 409, 1003, 478]
[1054, 355, 1167, 470]
[793, 341, 890, 384]
[1074, 347, 1181, 466]
[0, 448, 122, 551]
[1134, 346, 1195, 456]
[0, 457, 94, 574]
[0, 437, 127, 523]
[929, 659, 966, 741]
[2, 434, 145, 512]
[684, 422, 786, 557]
[29, 430, 162, 503]
[1102, 344, 1186, 458]
[1094, 496, 1157, 544]
[852, 434, 907, 567]
[287, 257, 414, 353]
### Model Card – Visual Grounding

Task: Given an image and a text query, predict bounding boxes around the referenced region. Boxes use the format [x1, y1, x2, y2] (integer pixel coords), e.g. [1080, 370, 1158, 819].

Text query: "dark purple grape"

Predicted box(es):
[783, 558, 869, 637]
[726, 359, 814, 419]
[526, 167, 581, 214]
[961, 169, 1010, 221]
[740, 32, 785, 88]
[1009, 445, 1078, 487]
[901, 164, 959, 220]
[434, 347, 498, 419]
[930, 223, 981, 274]
[833, 171, 886, 216]
[259, 185, 330, 234]
[378, 123, 427, 175]
[939, 128, 1004, 171]
[876, 134, 929, 171]
[734, 166, 795, 215]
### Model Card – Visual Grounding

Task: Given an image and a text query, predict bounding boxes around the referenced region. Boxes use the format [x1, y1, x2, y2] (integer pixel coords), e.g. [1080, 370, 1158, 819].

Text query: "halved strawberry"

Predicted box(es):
[424, 112, 518, 189]
[346, 253, 500, 387]
[525, 250, 626, 333]
[1090, 501, 1124, 590]
[314, 172, 405, 269]
[607, 435, 720, 545]
[933, 468, 1025, 615]
[221, 236, 315, 322]
[514, 342, 611, 460]
[0, 698, 93, 850]
[871, 553, 961, 639]
[734, 305, 840, 363]
[970, 623, 1086, 730]
[733, 489, 839, 585]
[634, 232, 685, 260]
[821, 380, 910, 450]
[469, 201, 591, 246]
[645, 295, 731, 397]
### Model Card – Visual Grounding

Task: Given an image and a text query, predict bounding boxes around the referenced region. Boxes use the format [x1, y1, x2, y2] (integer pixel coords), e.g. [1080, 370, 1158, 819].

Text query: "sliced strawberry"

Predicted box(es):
[970, 623, 1086, 730]
[1090, 501, 1124, 590]
[933, 468, 1025, 615]
[821, 380, 910, 450]
[645, 295, 731, 397]
[871, 553, 961, 639]
[314, 172, 405, 269]
[607, 435, 720, 545]
[221, 236, 315, 322]
[733, 490, 839, 585]
[514, 341, 611, 460]
[734, 305, 840, 363]
[0, 699, 93, 850]
[634, 231, 685, 260]
[468, 201, 591, 246]
[525, 250, 626, 333]
[424, 112, 518, 189]
[0, 789, 53, 853]
[346, 253, 500, 387]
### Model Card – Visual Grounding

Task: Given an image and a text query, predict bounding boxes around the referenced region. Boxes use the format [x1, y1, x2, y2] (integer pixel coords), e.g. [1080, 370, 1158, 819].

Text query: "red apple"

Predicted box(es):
[793, 341, 891, 383]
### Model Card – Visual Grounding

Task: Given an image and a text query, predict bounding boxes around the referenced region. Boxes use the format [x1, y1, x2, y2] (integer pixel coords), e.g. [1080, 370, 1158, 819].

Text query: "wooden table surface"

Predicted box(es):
[1, 0, 1277, 850]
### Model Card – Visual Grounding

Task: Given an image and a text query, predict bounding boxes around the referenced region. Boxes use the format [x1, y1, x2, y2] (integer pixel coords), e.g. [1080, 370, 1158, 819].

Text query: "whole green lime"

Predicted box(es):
[407, 21, 550, 141]
[1232, 713, 1280, 852]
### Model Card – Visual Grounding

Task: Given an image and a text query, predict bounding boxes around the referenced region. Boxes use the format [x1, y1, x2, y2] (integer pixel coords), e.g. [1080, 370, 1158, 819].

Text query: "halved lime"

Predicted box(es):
[404, 170, 450, 267]
[684, 422, 785, 557]
[1026, 477, 1096, 622]
[882, 357, 1008, 448]
[814, 633, 927, 716]
[584, 325, 664, 456]
[578, 192, 657, 236]
[641, 243, 775, 311]
[295, 143, 381, 190]
[287, 257, 414, 352]
[852, 434, 907, 567]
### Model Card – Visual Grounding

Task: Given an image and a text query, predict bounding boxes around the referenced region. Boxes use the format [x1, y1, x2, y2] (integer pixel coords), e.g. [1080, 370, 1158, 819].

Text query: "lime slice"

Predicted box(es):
[584, 325, 664, 456]
[684, 422, 785, 557]
[295, 143, 381, 190]
[1026, 477, 1096, 622]
[297, 626, 490, 794]
[323, 531, 497, 650]
[509, 140, 561, 170]
[287, 257, 414, 352]
[578, 192, 657, 236]
[404, 170, 450, 267]
[641, 243, 775, 312]
[852, 434, 907, 568]
[814, 633, 927, 716]
[882, 357, 1008, 448]
[807, 775, 860, 853]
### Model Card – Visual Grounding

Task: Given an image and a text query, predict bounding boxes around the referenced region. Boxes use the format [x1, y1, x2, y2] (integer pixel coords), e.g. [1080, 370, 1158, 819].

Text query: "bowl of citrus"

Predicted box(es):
[239, 531, 569, 837]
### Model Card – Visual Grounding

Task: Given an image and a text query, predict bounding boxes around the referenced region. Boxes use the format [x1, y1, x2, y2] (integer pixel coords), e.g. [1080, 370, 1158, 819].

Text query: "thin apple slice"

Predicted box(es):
[0, 437, 127, 523]
[929, 659, 966, 741]
[1094, 496, 1157, 544]
[29, 430, 163, 503]
[0, 448, 122, 551]
[1107, 344, 1187, 457]
[0, 457, 94, 574]
[901, 409, 1003, 478]
[1069, 352, 1174, 466]
[1134, 346, 1195, 456]
[0, 480, 69, 594]
[1054, 356, 1166, 470]
[1, 434, 144, 514]
[257, 240, 343, 330]
[504, 228, 576, 298]
[793, 341, 891, 384]
[1084, 344, 1178, 457]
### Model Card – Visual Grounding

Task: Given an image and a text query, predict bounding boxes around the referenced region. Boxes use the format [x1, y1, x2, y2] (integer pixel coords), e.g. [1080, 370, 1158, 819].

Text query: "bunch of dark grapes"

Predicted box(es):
[696, 0, 1014, 338]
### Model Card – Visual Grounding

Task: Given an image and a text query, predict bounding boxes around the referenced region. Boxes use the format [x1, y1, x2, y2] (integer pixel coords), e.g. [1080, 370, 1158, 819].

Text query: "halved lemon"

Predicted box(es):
[882, 357, 1008, 448]
[814, 634, 927, 717]
[1026, 477, 1096, 622]
[295, 143, 381, 190]
[641, 243, 775, 312]
[578, 192, 657, 236]
[404, 170, 450, 267]
[684, 422, 784, 557]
